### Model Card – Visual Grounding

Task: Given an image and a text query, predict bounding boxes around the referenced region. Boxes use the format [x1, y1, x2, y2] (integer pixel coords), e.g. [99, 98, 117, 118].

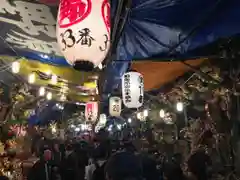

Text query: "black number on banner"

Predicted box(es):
[99, 34, 109, 51]
[113, 105, 119, 112]
[60, 29, 76, 51]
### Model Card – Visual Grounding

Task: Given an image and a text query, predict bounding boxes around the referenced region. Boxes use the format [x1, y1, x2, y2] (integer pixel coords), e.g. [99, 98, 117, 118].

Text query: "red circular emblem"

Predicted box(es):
[101, 0, 110, 34]
[58, 0, 92, 28]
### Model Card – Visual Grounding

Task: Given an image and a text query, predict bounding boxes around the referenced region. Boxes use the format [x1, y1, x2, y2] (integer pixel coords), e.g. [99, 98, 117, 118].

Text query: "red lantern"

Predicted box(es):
[85, 102, 98, 122]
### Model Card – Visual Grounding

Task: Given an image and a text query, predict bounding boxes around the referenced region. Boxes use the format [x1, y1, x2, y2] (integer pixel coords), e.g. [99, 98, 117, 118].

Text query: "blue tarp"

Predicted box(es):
[2, 0, 240, 63]
[115, 0, 240, 60]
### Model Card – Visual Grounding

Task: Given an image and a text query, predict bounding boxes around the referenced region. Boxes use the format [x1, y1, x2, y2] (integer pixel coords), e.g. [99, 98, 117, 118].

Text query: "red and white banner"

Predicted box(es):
[85, 101, 98, 122]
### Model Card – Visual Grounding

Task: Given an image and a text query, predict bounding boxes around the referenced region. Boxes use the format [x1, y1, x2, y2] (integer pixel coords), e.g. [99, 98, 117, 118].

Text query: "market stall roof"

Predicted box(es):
[0, 56, 98, 102]
[131, 59, 205, 91]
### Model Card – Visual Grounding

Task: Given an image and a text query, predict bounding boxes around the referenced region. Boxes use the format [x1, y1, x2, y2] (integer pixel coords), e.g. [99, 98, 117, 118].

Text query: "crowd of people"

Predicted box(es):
[0, 133, 212, 180]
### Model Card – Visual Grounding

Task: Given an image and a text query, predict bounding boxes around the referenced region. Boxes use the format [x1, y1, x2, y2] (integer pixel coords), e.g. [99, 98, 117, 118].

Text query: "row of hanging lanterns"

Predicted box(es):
[84, 71, 145, 123]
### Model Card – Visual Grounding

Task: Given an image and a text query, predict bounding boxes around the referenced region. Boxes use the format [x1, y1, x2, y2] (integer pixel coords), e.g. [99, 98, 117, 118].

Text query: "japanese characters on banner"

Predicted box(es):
[109, 96, 122, 117]
[85, 101, 98, 122]
[122, 72, 144, 108]
[0, 0, 61, 56]
[56, 0, 110, 67]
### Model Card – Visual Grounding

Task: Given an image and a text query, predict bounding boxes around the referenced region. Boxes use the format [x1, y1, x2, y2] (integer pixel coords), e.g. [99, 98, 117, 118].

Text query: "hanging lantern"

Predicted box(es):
[99, 113, 107, 125]
[56, 0, 110, 71]
[85, 101, 98, 122]
[122, 72, 144, 108]
[109, 96, 122, 117]
[95, 113, 107, 132]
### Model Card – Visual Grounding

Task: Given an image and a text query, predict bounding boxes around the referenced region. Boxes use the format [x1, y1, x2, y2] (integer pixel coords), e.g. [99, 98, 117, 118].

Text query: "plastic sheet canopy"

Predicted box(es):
[114, 0, 240, 60]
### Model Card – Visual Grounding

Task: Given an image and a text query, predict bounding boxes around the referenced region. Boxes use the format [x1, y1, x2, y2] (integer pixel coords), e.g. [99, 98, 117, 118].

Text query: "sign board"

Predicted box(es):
[0, 0, 61, 56]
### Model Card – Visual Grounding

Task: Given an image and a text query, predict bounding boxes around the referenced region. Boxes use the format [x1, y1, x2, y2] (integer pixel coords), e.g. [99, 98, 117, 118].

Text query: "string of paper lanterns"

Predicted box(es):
[83, 70, 185, 127]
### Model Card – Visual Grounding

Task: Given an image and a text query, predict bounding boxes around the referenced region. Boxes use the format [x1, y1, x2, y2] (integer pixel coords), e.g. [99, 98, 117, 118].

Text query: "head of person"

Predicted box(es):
[53, 143, 59, 152]
[0, 176, 9, 180]
[66, 144, 73, 152]
[163, 162, 185, 180]
[93, 144, 109, 161]
[105, 152, 143, 180]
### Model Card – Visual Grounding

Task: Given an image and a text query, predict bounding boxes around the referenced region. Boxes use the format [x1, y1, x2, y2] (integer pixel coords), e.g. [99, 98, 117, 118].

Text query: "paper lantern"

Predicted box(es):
[122, 72, 144, 108]
[95, 113, 107, 132]
[56, 0, 110, 70]
[85, 101, 98, 122]
[109, 96, 122, 117]
[99, 113, 107, 125]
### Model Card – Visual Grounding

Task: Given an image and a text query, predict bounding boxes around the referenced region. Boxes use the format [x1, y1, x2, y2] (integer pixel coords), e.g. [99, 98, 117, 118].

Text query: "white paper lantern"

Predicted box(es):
[56, 0, 110, 68]
[99, 113, 107, 125]
[122, 72, 144, 108]
[85, 101, 98, 122]
[109, 96, 122, 117]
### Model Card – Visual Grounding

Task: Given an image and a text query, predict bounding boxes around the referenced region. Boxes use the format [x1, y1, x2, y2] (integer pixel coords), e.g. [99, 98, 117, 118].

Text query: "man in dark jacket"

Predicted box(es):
[27, 149, 58, 180]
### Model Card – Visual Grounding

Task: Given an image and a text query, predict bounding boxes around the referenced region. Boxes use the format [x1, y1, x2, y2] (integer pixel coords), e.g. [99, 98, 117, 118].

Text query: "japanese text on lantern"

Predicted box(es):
[138, 76, 144, 103]
[124, 74, 131, 103]
[60, 28, 109, 51]
[58, 0, 92, 28]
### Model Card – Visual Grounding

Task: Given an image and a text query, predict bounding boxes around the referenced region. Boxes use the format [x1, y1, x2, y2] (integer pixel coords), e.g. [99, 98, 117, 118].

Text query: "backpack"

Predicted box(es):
[91, 161, 106, 180]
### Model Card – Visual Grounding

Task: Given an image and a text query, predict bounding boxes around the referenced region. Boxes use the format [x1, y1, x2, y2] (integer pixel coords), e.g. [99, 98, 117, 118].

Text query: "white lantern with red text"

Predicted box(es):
[56, 0, 110, 70]
[109, 96, 122, 117]
[122, 72, 144, 108]
[85, 101, 98, 122]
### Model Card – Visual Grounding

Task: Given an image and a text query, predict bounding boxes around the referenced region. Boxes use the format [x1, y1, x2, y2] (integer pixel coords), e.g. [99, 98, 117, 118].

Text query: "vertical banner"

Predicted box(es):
[85, 101, 98, 122]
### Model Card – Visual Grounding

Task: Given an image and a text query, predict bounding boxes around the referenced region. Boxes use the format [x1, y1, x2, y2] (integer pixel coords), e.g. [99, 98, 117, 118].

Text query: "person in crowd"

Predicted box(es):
[86, 143, 109, 180]
[187, 147, 211, 180]
[0, 176, 9, 180]
[163, 162, 185, 180]
[60, 144, 79, 180]
[52, 143, 61, 165]
[74, 141, 89, 180]
[105, 151, 144, 180]
[140, 153, 160, 180]
[27, 149, 56, 180]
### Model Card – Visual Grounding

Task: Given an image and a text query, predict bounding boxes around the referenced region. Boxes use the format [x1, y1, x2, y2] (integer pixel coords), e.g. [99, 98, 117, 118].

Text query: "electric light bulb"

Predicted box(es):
[137, 113, 141, 119]
[12, 61, 20, 73]
[143, 109, 148, 117]
[60, 94, 66, 101]
[39, 87, 45, 96]
[46, 70, 51, 75]
[46, 92, 52, 100]
[176, 102, 184, 112]
[128, 118, 132, 123]
[51, 127, 57, 133]
[51, 75, 58, 84]
[159, 109, 165, 118]
[28, 73, 35, 84]
[60, 86, 68, 93]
